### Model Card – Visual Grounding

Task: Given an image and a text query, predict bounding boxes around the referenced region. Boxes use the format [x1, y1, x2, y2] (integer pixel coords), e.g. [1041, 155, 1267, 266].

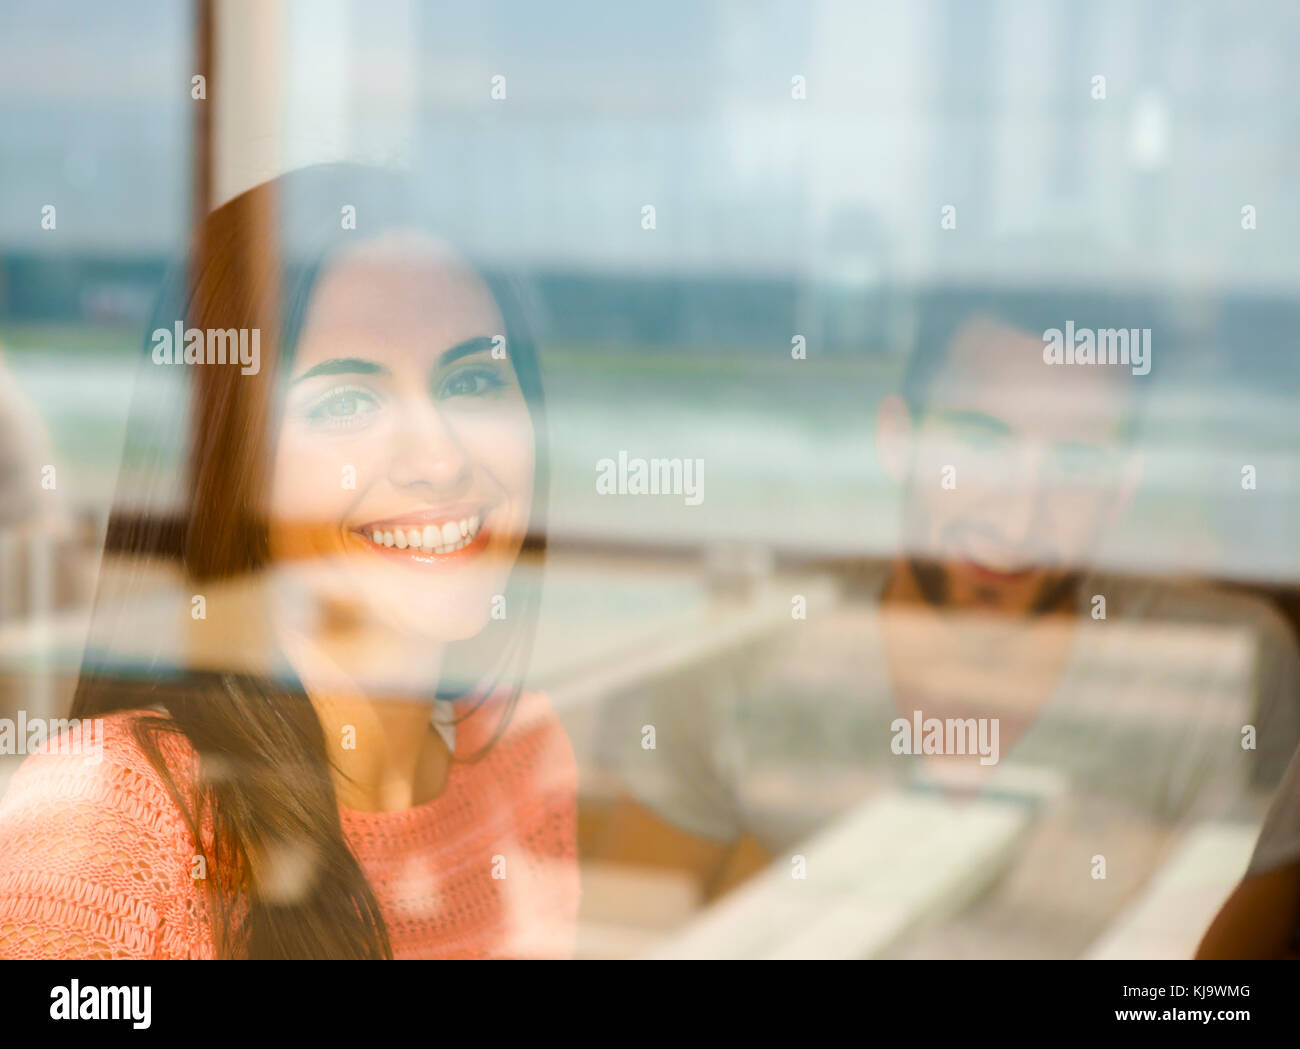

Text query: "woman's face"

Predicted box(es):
[268, 233, 535, 644]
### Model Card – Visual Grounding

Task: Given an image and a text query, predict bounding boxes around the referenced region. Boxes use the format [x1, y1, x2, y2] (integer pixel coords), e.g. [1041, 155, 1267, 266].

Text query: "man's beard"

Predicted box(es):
[904, 554, 1082, 618]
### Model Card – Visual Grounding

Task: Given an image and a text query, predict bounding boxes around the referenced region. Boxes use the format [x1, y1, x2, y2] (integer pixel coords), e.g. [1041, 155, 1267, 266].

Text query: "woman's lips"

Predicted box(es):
[350, 506, 493, 565]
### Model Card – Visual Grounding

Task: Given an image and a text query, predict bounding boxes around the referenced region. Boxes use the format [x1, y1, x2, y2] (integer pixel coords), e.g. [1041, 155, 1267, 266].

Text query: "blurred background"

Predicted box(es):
[1, 0, 1298, 958]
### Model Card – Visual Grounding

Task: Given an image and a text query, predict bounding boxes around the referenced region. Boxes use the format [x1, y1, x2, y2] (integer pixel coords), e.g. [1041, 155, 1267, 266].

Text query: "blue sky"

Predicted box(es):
[1, 0, 1297, 289]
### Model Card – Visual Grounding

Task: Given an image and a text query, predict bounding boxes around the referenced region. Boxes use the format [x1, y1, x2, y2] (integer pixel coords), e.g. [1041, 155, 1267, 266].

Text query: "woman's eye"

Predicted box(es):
[303, 386, 381, 429]
[437, 367, 505, 400]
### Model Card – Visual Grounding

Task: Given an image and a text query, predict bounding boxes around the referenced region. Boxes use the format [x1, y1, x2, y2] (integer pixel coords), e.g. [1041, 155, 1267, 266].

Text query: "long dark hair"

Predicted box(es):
[70, 164, 549, 959]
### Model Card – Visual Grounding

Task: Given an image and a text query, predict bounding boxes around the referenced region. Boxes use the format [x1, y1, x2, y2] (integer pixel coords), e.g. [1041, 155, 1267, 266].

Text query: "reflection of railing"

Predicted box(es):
[1083, 822, 1258, 960]
[0, 518, 99, 722]
[0, 515, 100, 620]
[640, 780, 1050, 960]
[0, 527, 47, 626]
[535, 554, 837, 776]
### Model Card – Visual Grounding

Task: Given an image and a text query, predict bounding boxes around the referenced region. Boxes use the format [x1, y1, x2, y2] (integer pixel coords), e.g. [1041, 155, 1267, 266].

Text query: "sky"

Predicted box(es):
[0, 0, 1298, 289]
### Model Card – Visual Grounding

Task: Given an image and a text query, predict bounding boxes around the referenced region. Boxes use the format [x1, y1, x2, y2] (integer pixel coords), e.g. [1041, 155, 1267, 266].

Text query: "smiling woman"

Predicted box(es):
[0, 164, 577, 960]
[269, 227, 537, 647]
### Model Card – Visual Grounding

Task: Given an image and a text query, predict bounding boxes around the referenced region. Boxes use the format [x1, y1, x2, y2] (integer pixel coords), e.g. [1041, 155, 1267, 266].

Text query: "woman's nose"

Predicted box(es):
[386, 395, 471, 494]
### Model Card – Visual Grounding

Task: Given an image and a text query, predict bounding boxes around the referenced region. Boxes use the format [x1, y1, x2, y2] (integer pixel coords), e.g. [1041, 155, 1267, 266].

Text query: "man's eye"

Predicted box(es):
[304, 386, 381, 429]
[1054, 447, 1109, 477]
[953, 427, 1007, 450]
[438, 368, 505, 399]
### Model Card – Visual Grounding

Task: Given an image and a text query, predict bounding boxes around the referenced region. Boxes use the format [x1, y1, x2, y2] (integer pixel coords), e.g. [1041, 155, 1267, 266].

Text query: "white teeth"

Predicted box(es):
[367, 513, 483, 553]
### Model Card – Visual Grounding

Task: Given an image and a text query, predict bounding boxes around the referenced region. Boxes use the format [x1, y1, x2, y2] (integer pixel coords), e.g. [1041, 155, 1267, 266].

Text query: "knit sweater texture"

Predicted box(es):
[0, 690, 578, 959]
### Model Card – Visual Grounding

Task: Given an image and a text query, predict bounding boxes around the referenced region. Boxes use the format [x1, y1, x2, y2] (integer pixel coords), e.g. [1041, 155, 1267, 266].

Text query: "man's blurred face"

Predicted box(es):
[898, 313, 1138, 616]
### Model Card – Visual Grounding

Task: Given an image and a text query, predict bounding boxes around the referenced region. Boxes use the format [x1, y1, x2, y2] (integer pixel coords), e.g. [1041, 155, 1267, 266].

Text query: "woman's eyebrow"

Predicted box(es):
[291, 338, 495, 384]
[438, 336, 497, 367]
[291, 358, 390, 384]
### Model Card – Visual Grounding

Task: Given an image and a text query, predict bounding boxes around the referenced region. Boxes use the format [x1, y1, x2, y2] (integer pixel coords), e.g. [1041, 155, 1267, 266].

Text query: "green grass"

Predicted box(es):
[539, 342, 901, 382]
[0, 323, 139, 357]
[1, 323, 904, 381]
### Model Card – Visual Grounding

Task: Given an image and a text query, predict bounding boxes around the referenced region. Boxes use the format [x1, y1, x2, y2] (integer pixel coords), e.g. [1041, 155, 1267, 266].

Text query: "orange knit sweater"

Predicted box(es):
[0, 691, 578, 959]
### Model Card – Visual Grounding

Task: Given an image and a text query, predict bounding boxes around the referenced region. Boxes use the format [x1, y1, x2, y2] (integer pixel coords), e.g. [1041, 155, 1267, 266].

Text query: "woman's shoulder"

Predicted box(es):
[508, 688, 564, 733]
[456, 688, 576, 802]
[0, 709, 200, 838]
[498, 689, 574, 769]
[0, 710, 211, 959]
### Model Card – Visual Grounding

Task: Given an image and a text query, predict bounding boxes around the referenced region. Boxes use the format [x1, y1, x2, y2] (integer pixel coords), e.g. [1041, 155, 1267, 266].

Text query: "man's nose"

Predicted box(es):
[992, 443, 1049, 546]
[386, 395, 471, 494]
